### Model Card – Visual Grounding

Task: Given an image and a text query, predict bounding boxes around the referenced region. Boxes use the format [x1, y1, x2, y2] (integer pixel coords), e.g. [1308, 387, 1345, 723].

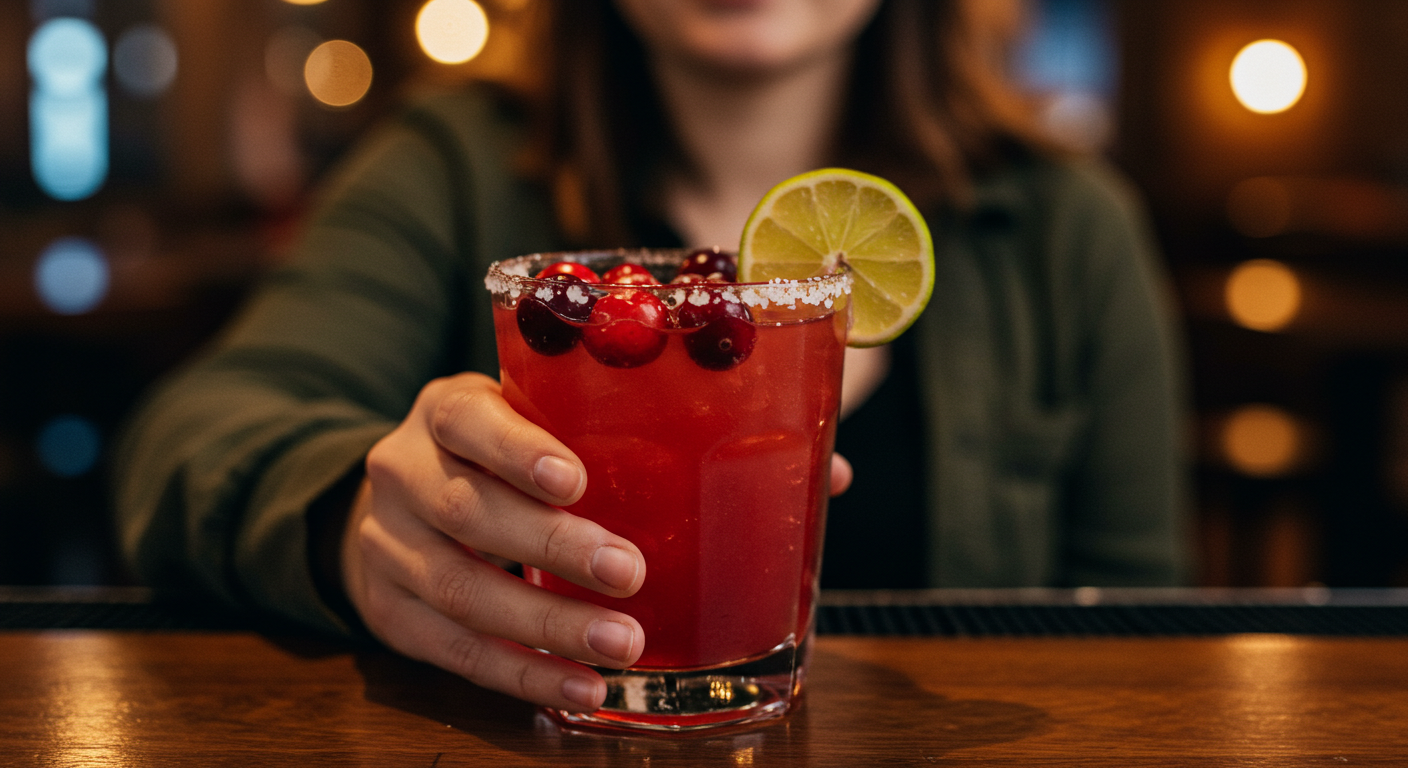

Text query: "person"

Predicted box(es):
[114, 0, 1189, 716]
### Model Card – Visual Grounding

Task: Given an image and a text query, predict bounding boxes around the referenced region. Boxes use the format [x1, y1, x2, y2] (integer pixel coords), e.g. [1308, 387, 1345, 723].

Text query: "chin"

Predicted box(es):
[695, 0, 771, 9]
[620, 0, 881, 77]
[672, 19, 823, 75]
[686, 42, 809, 76]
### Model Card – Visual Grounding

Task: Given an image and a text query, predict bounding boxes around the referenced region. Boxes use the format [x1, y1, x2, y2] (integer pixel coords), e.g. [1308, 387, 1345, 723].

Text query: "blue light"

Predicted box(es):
[28, 17, 105, 94]
[37, 415, 102, 478]
[28, 17, 108, 201]
[114, 24, 179, 98]
[34, 236, 109, 315]
[1014, 0, 1118, 152]
[1016, 0, 1117, 96]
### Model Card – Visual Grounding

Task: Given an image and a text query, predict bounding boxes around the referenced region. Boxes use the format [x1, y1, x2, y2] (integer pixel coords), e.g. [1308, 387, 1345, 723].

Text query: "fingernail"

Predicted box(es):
[561, 676, 603, 710]
[534, 456, 582, 500]
[587, 620, 636, 663]
[591, 546, 639, 592]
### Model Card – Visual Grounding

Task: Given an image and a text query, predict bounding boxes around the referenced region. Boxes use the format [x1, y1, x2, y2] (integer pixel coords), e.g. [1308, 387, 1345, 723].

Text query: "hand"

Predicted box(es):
[830, 453, 852, 496]
[341, 372, 647, 713]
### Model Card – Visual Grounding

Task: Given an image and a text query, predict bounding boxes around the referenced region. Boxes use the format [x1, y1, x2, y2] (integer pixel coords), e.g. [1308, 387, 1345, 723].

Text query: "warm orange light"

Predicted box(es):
[304, 40, 372, 107]
[416, 0, 489, 65]
[1222, 404, 1302, 477]
[1230, 40, 1306, 114]
[1225, 259, 1301, 332]
[283, 0, 328, 5]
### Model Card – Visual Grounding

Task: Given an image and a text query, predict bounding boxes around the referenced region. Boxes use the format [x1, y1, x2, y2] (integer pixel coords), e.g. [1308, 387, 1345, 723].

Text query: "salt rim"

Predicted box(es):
[485, 251, 851, 310]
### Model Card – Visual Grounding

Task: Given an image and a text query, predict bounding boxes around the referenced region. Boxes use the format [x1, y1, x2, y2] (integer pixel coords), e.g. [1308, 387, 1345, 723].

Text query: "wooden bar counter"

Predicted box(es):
[3, 593, 1408, 765]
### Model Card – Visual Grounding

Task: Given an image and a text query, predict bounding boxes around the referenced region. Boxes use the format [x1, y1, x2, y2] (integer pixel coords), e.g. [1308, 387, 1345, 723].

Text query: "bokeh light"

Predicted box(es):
[28, 17, 105, 94]
[283, 0, 329, 5]
[304, 40, 373, 107]
[1225, 259, 1301, 332]
[1222, 405, 1303, 477]
[1015, 0, 1116, 152]
[34, 237, 110, 315]
[1230, 40, 1307, 114]
[28, 17, 108, 200]
[416, 0, 490, 65]
[37, 415, 102, 478]
[113, 24, 179, 98]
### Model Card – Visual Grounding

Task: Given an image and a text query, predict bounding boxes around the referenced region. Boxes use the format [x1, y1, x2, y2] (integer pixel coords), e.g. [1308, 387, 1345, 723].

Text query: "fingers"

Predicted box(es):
[359, 510, 644, 670]
[348, 374, 653, 715]
[369, 440, 645, 598]
[365, 582, 609, 712]
[424, 373, 586, 506]
[829, 452, 853, 497]
[434, 471, 643, 596]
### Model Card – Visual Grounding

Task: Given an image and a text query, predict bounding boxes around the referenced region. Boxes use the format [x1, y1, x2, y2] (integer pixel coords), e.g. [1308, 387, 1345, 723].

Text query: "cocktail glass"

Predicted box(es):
[486, 249, 850, 733]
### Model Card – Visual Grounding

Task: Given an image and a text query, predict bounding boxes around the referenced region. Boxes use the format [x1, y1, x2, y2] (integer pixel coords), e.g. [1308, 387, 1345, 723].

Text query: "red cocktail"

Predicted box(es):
[486, 249, 849, 732]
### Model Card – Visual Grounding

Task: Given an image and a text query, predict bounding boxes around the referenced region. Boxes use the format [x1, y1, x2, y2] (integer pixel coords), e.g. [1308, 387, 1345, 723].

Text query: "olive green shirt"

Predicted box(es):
[114, 90, 1190, 636]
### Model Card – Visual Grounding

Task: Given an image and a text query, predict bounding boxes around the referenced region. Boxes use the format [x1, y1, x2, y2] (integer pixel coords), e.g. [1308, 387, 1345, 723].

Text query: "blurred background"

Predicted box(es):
[1, 0, 1406, 589]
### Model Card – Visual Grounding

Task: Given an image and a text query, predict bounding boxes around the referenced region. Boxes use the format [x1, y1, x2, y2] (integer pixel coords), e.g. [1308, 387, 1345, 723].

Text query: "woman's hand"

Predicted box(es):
[340, 372, 647, 713]
[830, 452, 852, 496]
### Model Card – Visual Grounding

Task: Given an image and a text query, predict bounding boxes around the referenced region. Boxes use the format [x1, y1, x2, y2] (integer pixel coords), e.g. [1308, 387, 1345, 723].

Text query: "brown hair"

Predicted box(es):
[516, 0, 1048, 247]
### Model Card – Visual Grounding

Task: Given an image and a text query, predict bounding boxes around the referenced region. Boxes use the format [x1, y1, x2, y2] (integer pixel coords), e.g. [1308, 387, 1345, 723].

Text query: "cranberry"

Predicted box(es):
[676, 247, 737, 283]
[678, 293, 756, 371]
[517, 298, 577, 356]
[670, 273, 707, 285]
[602, 263, 659, 286]
[536, 261, 601, 283]
[516, 275, 596, 356]
[540, 274, 596, 321]
[582, 290, 670, 368]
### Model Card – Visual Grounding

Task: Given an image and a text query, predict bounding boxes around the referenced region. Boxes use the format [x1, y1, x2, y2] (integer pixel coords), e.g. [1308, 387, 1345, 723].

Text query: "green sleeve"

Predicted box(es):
[113, 108, 471, 634]
[1054, 163, 1192, 585]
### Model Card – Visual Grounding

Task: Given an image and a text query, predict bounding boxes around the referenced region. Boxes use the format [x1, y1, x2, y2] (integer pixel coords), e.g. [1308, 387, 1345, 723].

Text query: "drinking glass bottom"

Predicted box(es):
[546, 635, 805, 733]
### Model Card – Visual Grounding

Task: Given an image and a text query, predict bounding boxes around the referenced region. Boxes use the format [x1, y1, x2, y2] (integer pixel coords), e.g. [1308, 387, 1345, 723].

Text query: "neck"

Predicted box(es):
[652, 54, 851, 249]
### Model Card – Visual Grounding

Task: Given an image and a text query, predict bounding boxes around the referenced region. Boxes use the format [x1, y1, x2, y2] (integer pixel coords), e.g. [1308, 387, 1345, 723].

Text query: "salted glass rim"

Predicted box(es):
[485, 249, 852, 312]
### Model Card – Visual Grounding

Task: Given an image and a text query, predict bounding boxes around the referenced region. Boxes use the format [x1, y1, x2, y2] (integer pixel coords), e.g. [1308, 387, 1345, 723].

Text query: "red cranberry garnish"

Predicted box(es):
[541, 274, 597, 321]
[516, 275, 596, 356]
[517, 299, 577, 356]
[676, 247, 737, 283]
[582, 290, 670, 368]
[602, 263, 659, 286]
[678, 292, 756, 371]
[537, 261, 601, 283]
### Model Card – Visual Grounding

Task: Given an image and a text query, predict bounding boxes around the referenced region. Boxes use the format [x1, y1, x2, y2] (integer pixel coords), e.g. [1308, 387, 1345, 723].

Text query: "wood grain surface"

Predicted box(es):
[2, 632, 1406, 766]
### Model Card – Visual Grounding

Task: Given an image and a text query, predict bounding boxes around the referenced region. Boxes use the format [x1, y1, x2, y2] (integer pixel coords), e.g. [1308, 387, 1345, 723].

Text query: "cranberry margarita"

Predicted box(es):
[486, 249, 849, 731]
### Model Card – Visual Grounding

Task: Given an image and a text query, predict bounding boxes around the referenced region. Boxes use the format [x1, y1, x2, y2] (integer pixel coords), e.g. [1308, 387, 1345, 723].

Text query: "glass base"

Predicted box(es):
[546, 636, 802, 734]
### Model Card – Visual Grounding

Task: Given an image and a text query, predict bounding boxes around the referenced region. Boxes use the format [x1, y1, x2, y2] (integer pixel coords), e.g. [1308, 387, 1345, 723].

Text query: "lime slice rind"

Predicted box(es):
[738, 168, 934, 347]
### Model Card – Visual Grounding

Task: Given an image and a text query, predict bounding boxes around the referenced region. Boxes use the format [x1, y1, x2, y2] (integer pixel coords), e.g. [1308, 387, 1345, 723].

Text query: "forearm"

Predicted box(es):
[114, 361, 394, 634]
